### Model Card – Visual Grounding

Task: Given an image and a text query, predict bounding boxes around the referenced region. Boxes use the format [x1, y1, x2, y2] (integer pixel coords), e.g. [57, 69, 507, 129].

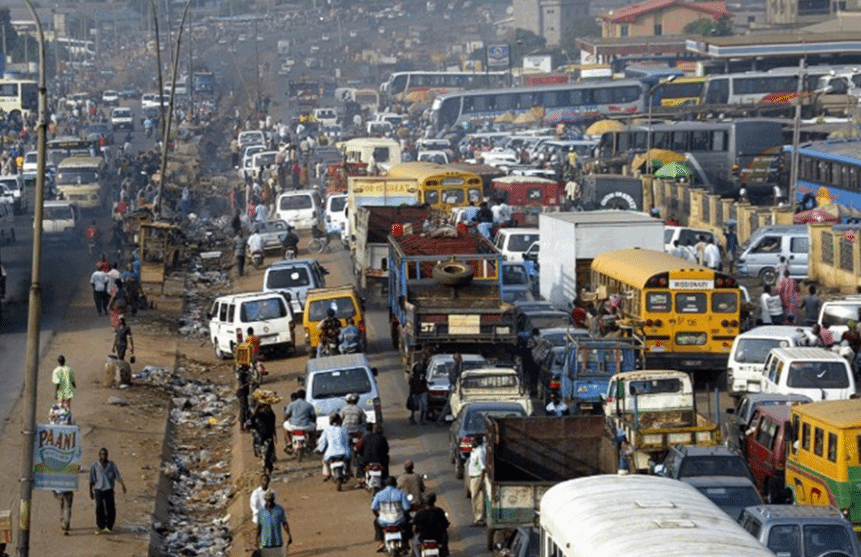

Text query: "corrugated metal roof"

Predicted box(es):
[600, 0, 729, 23]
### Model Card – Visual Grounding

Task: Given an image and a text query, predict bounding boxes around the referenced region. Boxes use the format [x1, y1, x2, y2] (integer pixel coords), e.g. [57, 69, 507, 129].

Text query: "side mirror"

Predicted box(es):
[206, 312, 212, 320]
[444, 414, 454, 422]
[371, 367, 378, 376]
[725, 407, 735, 414]
[652, 463, 666, 476]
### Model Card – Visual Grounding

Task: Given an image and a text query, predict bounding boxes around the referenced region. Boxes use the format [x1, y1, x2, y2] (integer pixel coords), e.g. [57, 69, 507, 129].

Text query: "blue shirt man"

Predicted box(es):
[371, 478, 410, 527]
[284, 389, 316, 430]
[316, 417, 350, 462]
[257, 491, 291, 556]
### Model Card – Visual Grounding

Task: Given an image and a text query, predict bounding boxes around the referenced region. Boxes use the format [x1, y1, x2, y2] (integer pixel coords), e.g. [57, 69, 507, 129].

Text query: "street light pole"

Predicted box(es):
[149, 0, 166, 143]
[155, 0, 193, 218]
[16, 1, 47, 555]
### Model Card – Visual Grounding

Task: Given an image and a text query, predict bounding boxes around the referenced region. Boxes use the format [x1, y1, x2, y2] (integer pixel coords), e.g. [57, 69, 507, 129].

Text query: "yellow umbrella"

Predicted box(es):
[405, 90, 434, 103]
[586, 119, 625, 136]
[513, 106, 544, 125]
[494, 111, 515, 124]
[631, 149, 686, 171]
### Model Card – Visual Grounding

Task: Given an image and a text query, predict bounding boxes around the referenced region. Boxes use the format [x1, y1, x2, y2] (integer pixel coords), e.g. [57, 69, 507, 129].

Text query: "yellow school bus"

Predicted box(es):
[591, 248, 740, 373]
[385, 162, 483, 213]
[657, 77, 707, 107]
[786, 399, 861, 532]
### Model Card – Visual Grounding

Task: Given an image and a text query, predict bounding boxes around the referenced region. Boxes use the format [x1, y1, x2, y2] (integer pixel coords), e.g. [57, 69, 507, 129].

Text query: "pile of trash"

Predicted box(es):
[137, 365, 236, 556]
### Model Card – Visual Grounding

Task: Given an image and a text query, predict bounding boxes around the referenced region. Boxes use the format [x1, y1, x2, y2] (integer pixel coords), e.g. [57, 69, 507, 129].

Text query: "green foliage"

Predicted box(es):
[683, 15, 733, 36]
[561, 18, 601, 58]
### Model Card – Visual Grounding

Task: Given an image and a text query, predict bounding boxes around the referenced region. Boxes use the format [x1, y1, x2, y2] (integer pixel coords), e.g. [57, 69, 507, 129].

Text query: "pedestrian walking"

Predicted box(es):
[802, 285, 822, 326]
[52, 355, 76, 408]
[89, 264, 110, 315]
[250, 473, 275, 525]
[724, 225, 739, 274]
[467, 436, 486, 526]
[107, 278, 127, 328]
[89, 447, 127, 534]
[113, 317, 134, 361]
[234, 231, 246, 277]
[49, 403, 75, 535]
[257, 491, 292, 557]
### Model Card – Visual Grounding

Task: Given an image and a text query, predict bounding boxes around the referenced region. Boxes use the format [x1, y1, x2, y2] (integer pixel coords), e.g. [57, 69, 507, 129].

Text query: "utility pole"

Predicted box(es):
[16, 1, 47, 555]
[789, 56, 805, 211]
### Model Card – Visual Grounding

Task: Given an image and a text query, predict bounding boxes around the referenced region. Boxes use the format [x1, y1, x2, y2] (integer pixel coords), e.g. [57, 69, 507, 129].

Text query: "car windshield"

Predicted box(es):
[311, 367, 372, 399]
[56, 169, 99, 185]
[821, 303, 861, 328]
[280, 195, 313, 210]
[329, 196, 346, 212]
[267, 267, 311, 289]
[678, 456, 749, 478]
[43, 206, 72, 220]
[734, 338, 787, 364]
[697, 485, 761, 510]
[502, 265, 530, 286]
[239, 298, 287, 322]
[527, 314, 571, 330]
[465, 408, 525, 430]
[787, 362, 849, 389]
[309, 296, 355, 321]
[803, 524, 855, 557]
[508, 234, 539, 252]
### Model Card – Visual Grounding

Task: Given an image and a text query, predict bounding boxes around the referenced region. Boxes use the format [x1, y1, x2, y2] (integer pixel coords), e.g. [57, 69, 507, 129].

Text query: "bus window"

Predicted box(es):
[828, 432, 838, 462]
[705, 78, 729, 104]
[711, 131, 728, 151]
[653, 131, 671, 150]
[646, 292, 671, 312]
[632, 132, 647, 150]
[372, 147, 392, 164]
[468, 188, 482, 202]
[526, 187, 543, 202]
[671, 131, 689, 152]
[442, 189, 464, 205]
[814, 427, 824, 457]
[711, 292, 738, 313]
[802, 421, 811, 451]
[424, 190, 439, 205]
[691, 131, 710, 151]
[675, 293, 706, 313]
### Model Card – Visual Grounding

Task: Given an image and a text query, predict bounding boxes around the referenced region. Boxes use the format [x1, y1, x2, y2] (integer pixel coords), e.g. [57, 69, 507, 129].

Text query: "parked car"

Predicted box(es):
[739, 505, 861, 557]
[723, 392, 812, 453]
[818, 296, 861, 337]
[448, 400, 526, 479]
[425, 353, 487, 419]
[654, 444, 754, 481]
[681, 476, 764, 520]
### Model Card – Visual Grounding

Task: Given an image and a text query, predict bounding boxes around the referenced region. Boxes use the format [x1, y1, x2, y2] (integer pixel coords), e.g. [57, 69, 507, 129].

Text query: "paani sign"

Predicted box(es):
[33, 424, 82, 490]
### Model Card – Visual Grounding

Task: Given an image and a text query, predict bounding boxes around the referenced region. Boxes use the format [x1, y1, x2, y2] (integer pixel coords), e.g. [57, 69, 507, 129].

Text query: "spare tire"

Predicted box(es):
[433, 261, 474, 287]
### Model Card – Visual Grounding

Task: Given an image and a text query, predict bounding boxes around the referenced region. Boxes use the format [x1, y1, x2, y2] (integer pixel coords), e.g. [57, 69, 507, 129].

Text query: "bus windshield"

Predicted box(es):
[56, 168, 99, 185]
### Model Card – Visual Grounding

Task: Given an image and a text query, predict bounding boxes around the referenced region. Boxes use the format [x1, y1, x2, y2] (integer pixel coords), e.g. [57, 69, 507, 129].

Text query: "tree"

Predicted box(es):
[562, 18, 601, 59]
[683, 15, 733, 36]
[510, 28, 546, 66]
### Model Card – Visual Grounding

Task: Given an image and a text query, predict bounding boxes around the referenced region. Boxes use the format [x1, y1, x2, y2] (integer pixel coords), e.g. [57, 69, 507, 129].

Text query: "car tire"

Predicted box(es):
[759, 267, 777, 286]
[213, 343, 228, 360]
[432, 260, 474, 287]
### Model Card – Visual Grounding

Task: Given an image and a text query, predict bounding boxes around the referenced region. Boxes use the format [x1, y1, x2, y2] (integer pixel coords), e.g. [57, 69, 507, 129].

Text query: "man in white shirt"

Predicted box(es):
[467, 436, 486, 526]
[250, 473, 275, 524]
[90, 265, 110, 315]
[247, 228, 265, 256]
[703, 238, 722, 270]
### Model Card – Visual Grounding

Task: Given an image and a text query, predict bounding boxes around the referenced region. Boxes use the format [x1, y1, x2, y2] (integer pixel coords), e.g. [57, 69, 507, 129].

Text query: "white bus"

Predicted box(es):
[381, 70, 508, 101]
[540, 475, 777, 557]
[0, 78, 38, 117]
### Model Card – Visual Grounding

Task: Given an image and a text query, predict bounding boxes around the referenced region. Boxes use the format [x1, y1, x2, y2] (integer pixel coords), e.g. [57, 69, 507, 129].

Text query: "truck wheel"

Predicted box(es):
[432, 261, 474, 287]
[759, 267, 777, 286]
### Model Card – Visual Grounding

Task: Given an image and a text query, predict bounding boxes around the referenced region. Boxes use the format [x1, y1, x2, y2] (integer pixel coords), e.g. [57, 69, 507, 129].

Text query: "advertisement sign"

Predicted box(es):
[33, 424, 82, 490]
[486, 44, 510, 68]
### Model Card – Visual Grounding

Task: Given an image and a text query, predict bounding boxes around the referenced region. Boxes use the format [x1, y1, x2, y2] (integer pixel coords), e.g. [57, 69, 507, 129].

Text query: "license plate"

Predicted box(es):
[369, 470, 382, 477]
[385, 532, 401, 543]
[421, 549, 439, 557]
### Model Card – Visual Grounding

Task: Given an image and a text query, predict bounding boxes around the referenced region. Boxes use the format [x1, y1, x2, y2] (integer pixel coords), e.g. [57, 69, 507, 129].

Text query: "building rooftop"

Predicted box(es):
[600, 0, 729, 23]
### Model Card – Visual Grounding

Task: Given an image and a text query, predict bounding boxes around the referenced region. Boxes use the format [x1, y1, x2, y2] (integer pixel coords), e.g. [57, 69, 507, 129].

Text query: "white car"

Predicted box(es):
[111, 107, 134, 131]
[101, 90, 119, 106]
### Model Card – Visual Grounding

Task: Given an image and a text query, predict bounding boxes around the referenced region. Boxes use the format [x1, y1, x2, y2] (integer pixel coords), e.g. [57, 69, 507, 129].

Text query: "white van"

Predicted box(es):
[761, 347, 855, 401]
[726, 325, 812, 397]
[494, 228, 539, 262]
[41, 200, 79, 242]
[304, 354, 381, 430]
[312, 107, 338, 128]
[325, 193, 348, 242]
[0, 201, 14, 244]
[275, 190, 324, 231]
[818, 297, 861, 338]
[262, 258, 328, 315]
[208, 292, 295, 359]
[343, 137, 402, 172]
[663, 226, 717, 253]
[736, 225, 808, 285]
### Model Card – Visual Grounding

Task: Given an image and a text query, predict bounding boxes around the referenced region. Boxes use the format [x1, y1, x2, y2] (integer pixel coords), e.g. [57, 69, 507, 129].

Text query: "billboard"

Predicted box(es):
[33, 424, 82, 491]
[486, 44, 510, 68]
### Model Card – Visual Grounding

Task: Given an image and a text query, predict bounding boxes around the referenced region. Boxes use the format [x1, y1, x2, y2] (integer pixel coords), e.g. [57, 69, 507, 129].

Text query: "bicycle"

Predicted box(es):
[307, 227, 330, 254]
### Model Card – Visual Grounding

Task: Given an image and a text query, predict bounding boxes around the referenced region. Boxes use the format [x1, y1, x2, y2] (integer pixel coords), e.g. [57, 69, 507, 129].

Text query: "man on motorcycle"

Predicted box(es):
[282, 225, 300, 258]
[143, 117, 154, 137]
[338, 317, 362, 354]
[412, 492, 450, 557]
[283, 388, 317, 451]
[357, 422, 390, 481]
[315, 413, 350, 481]
[247, 227, 265, 268]
[371, 476, 411, 553]
[340, 393, 367, 435]
[396, 460, 425, 510]
[317, 308, 341, 357]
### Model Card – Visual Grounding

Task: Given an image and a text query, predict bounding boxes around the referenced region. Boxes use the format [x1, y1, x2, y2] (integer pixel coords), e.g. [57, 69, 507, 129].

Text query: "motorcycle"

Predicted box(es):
[329, 455, 349, 491]
[382, 525, 404, 557]
[364, 462, 383, 494]
[417, 539, 441, 557]
[348, 430, 362, 473]
[291, 429, 307, 461]
[284, 245, 298, 259]
[251, 250, 264, 269]
[320, 338, 339, 357]
[307, 225, 330, 254]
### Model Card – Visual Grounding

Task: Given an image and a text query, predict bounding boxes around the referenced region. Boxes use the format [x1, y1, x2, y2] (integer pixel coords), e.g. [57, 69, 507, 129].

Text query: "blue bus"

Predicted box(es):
[793, 139, 861, 213]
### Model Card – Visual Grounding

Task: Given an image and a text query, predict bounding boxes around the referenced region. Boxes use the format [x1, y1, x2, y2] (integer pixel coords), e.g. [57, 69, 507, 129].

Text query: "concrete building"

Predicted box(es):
[512, 0, 591, 47]
[598, 0, 730, 38]
[765, 0, 854, 26]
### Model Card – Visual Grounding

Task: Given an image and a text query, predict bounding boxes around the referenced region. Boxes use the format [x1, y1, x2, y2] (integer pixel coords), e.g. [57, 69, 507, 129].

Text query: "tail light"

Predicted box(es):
[358, 319, 366, 333]
[459, 436, 473, 452]
[645, 319, 654, 327]
[235, 328, 244, 343]
[654, 319, 663, 327]
[549, 378, 561, 390]
[721, 319, 729, 327]
[420, 541, 438, 550]
[730, 320, 739, 327]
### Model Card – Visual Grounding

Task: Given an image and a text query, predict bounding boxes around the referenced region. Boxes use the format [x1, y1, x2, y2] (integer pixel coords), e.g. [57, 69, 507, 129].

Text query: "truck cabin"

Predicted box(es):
[491, 176, 563, 226]
[605, 371, 694, 414]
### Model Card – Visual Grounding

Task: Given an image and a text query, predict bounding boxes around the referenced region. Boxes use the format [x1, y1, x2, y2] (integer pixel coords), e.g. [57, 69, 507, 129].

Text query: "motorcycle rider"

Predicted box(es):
[357, 422, 390, 481]
[317, 308, 342, 357]
[282, 225, 300, 258]
[397, 460, 425, 510]
[283, 388, 317, 453]
[371, 476, 411, 553]
[143, 116, 154, 137]
[247, 226, 265, 268]
[412, 492, 450, 557]
[338, 317, 362, 354]
[316, 413, 350, 482]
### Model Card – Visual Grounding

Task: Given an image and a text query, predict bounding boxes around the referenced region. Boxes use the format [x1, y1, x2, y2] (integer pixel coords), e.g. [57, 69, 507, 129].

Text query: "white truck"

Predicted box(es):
[538, 211, 664, 309]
